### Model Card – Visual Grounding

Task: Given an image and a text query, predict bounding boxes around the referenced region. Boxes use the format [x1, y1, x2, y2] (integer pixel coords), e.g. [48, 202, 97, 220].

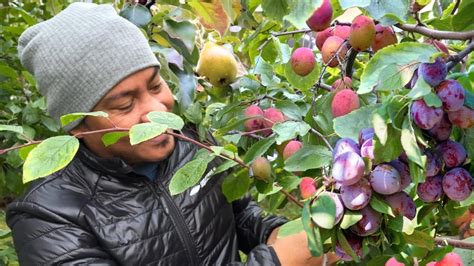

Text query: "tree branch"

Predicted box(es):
[344, 48, 359, 78]
[434, 236, 474, 250]
[395, 23, 474, 40]
[446, 40, 474, 71]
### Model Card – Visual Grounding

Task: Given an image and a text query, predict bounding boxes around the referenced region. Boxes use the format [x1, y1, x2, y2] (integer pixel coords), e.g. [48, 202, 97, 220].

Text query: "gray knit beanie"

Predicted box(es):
[18, 2, 160, 131]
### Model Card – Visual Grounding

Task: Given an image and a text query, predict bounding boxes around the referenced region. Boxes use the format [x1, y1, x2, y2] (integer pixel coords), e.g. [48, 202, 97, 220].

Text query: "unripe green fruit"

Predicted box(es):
[306, 0, 333, 32]
[290, 48, 315, 76]
[349, 16, 376, 52]
[251, 157, 272, 182]
[321, 36, 347, 67]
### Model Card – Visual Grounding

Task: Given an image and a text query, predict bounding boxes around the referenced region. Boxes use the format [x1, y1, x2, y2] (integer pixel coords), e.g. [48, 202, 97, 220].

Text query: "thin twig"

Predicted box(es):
[446, 40, 474, 71]
[451, 0, 460, 15]
[310, 128, 333, 152]
[395, 23, 474, 40]
[0, 140, 42, 155]
[278, 186, 304, 208]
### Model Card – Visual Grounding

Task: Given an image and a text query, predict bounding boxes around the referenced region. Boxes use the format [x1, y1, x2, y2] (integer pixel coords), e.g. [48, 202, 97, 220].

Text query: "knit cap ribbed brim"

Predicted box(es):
[18, 2, 160, 131]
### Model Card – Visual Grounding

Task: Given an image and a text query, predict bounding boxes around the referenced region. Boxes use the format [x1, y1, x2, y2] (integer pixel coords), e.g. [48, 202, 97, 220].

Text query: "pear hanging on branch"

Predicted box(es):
[196, 42, 238, 88]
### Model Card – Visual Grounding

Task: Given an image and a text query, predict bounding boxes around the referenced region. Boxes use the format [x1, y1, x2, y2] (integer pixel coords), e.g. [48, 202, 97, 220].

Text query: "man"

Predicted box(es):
[7, 3, 336, 265]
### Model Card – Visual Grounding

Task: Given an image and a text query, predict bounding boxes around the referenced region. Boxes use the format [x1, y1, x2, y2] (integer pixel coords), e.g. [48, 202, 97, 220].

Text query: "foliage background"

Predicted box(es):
[1, 0, 474, 265]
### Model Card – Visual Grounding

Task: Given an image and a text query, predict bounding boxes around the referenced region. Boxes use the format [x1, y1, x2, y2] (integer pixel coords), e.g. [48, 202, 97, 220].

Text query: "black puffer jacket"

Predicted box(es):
[6, 133, 287, 265]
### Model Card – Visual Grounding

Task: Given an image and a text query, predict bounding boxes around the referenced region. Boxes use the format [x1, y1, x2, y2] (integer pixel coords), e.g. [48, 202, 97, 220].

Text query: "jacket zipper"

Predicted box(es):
[145, 180, 200, 266]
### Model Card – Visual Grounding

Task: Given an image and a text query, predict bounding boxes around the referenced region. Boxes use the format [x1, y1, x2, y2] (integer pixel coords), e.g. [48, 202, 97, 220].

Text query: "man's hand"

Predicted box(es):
[267, 227, 339, 266]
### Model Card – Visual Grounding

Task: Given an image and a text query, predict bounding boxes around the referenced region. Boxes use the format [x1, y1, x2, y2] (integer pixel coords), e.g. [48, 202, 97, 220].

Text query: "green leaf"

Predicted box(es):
[284, 145, 332, 172]
[339, 0, 370, 9]
[23, 136, 79, 183]
[101, 132, 129, 147]
[407, 74, 432, 99]
[178, 71, 198, 112]
[275, 100, 304, 120]
[243, 137, 276, 164]
[334, 104, 379, 141]
[119, 3, 152, 28]
[340, 210, 363, 229]
[337, 229, 360, 262]
[253, 56, 279, 86]
[147, 111, 185, 130]
[364, 0, 410, 24]
[403, 230, 435, 250]
[453, 236, 474, 265]
[401, 116, 426, 168]
[373, 126, 403, 164]
[163, 19, 196, 53]
[272, 37, 292, 64]
[423, 92, 443, 107]
[169, 158, 209, 195]
[213, 160, 238, 176]
[284, 0, 322, 29]
[261, 0, 290, 21]
[387, 215, 415, 235]
[311, 194, 336, 229]
[129, 123, 167, 145]
[60, 111, 108, 127]
[452, 0, 474, 31]
[222, 169, 251, 202]
[302, 201, 323, 257]
[284, 60, 320, 92]
[464, 90, 474, 109]
[278, 218, 304, 238]
[358, 43, 437, 94]
[0, 125, 23, 134]
[377, 64, 414, 92]
[417, 203, 439, 224]
[373, 105, 389, 145]
[18, 144, 38, 161]
[273, 121, 311, 145]
[0, 65, 18, 79]
[370, 195, 395, 217]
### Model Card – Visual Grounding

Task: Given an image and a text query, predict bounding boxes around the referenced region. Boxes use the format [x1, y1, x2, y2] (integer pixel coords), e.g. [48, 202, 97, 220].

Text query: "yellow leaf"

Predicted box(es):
[189, 0, 230, 36]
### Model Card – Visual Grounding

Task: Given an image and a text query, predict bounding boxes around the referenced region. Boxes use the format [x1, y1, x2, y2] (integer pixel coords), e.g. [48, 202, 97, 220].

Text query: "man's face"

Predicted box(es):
[71, 67, 176, 165]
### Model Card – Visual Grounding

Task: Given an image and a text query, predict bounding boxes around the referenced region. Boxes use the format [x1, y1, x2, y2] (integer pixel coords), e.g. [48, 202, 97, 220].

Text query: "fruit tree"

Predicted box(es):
[1, 0, 474, 264]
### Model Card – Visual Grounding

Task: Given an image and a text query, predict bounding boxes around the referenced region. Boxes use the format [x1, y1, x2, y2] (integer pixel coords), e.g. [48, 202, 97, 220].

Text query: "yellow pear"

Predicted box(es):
[196, 42, 238, 88]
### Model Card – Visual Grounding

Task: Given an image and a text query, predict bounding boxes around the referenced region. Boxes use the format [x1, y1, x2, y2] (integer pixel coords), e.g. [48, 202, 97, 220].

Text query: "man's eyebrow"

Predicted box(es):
[103, 90, 134, 104]
[148, 67, 159, 84]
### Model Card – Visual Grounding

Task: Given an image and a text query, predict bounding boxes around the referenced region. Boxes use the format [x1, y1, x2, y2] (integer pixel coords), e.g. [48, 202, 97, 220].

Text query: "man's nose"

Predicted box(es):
[140, 96, 169, 123]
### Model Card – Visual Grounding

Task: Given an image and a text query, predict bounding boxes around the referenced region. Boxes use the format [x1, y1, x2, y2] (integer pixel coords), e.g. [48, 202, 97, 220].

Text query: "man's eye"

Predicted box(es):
[116, 102, 133, 111]
[150, 84, 162, 92]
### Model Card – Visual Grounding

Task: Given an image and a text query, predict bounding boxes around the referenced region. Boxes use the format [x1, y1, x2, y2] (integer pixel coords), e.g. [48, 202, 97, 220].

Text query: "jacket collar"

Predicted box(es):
[76, 142, 137, 180]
